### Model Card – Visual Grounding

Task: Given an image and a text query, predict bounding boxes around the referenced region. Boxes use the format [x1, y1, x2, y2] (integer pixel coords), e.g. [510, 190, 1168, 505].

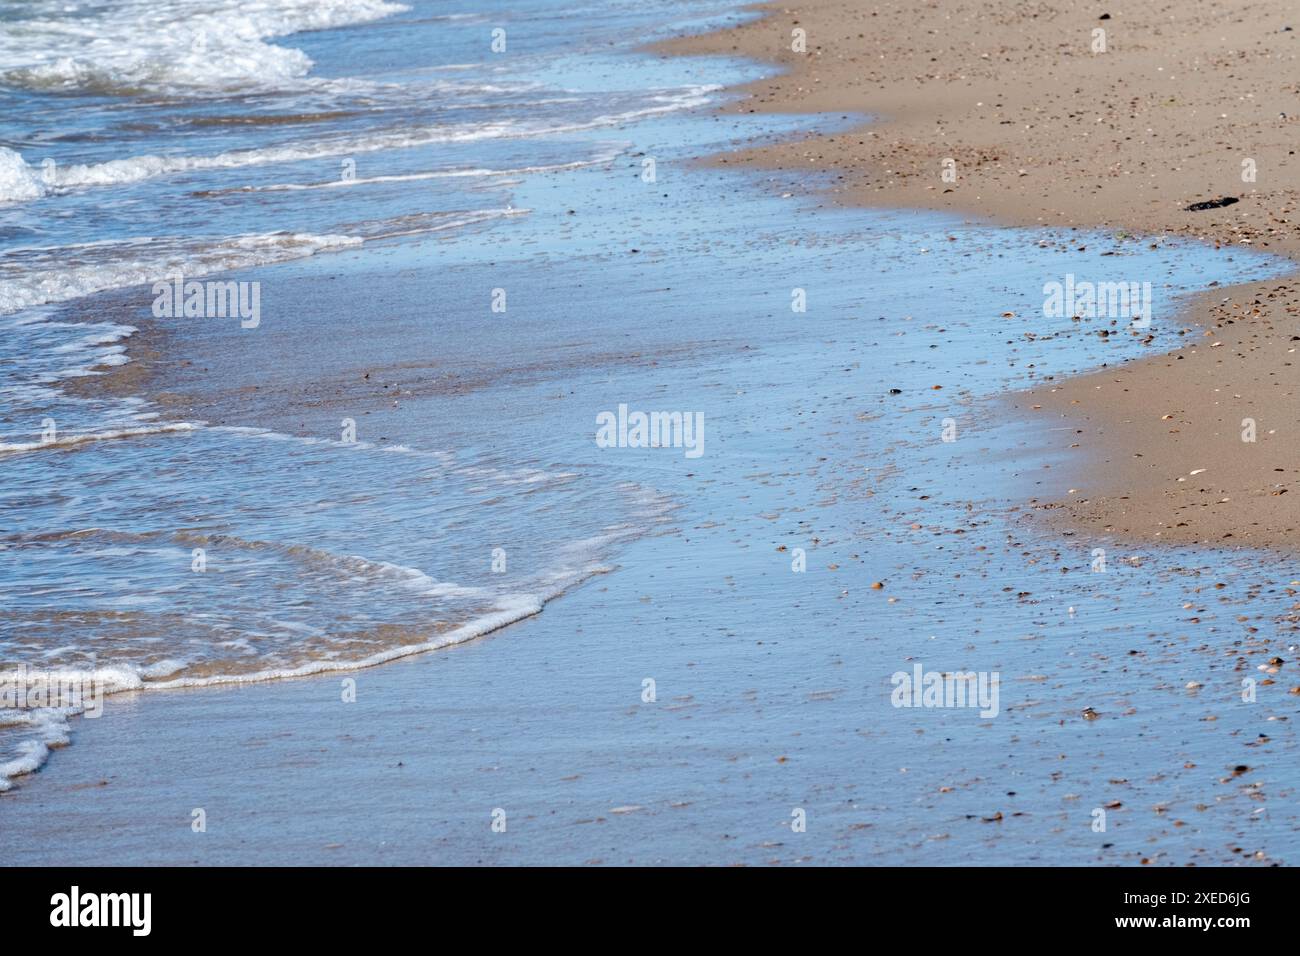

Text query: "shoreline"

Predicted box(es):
[68, 2, 1300, 549]
[658, 0, 1300, 549]
[4, 2, 1298, 865]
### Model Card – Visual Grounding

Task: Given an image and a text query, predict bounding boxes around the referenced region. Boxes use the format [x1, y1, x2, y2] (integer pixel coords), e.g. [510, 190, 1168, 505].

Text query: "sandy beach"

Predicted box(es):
[3, 0, 1299, 871]
[664, 0, 1300, 548]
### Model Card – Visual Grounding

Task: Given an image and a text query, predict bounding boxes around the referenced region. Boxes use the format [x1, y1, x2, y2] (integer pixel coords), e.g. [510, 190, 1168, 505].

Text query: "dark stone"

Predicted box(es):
[1185, 196, 1240, 211]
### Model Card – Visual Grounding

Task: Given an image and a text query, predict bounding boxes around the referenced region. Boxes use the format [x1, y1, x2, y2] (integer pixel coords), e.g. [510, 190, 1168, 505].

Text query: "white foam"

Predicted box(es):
[0, 147, 48, 203]
[147, 566, 611, 690]
[3, 90, 709, 200]
[0, 230, 362, 316]
[203, 149, 629, 194]
[0, 442, 658, 792]
[11, 123, 525, 196]
[0, 0, 409, 96]
[0, 558, 609, 758]
[50, 324, 137, 354]
[0, 709, 70, 792]
[0, 659, 188, 789]
[0, 591, 553, 791]
[0, 422, 198, 454]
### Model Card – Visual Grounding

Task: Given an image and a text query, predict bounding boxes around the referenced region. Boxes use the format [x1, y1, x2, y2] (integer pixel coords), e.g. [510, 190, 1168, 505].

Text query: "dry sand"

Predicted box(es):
[662, 0, 1300, 548]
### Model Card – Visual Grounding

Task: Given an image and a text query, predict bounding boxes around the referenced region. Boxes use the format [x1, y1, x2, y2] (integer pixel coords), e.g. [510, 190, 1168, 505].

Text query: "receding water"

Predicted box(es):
[1, 0, 1297, 866]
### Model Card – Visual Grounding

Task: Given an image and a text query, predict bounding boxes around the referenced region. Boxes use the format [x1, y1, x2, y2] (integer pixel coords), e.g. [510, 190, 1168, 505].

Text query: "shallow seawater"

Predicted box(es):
[0, 0, 1297, 866]
[0, 0, 757, 783]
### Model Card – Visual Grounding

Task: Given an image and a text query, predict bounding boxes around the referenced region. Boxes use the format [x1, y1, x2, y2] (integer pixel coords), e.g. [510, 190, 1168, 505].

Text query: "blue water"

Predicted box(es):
[1, 0, 1297, 865]
[0, 0, 763, 785]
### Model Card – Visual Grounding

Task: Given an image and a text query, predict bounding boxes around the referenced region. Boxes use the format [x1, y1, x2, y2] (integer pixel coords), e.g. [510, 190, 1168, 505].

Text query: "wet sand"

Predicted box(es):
[660, 0, 1300, 548]
[5, 3, 1299, 866]
[4, 178, 1294, 864]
